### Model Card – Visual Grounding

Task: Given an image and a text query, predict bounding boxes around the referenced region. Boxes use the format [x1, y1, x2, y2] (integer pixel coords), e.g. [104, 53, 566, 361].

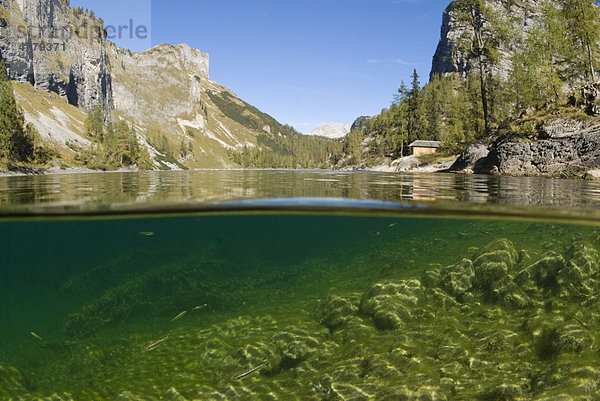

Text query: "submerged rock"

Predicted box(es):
[438, 258, 474, 299]
[472, 239, 519, 290]
[563, 242, 600, 298]
[479, 384, 523, 400]
[164, 388, 188, 401]
[315, 295, 360, 332]
[533, 324, 595, 359]
[380, 386, 447, 401]
[360, 280, 423, 330]
[515, 252, 567, 295]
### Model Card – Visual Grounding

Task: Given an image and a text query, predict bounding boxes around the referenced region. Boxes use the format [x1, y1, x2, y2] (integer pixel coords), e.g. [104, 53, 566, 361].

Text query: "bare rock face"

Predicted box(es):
[448, 115, 600, 177]
[430, 0, 551, 81]
[109, 42, 209, 123]
[480, 122, 600, 176]
[0, 0, 113, 111]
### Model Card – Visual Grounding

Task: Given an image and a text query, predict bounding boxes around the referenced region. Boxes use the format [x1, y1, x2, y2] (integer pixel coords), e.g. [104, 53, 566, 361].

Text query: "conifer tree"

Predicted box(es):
[0, 60, 34, 163]
[422, 76, 443, 142]
[406, 69, 424, 145]
[85, 105, 104, 142]
[393, 82, 409, 154]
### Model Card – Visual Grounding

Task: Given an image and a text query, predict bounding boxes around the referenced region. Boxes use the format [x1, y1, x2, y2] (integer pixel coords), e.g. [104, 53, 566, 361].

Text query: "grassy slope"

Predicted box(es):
[13, 81, 88, 167]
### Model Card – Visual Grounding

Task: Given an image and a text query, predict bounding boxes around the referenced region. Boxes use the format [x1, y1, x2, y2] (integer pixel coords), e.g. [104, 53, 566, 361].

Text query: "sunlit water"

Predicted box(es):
[1, 171, 600, 400]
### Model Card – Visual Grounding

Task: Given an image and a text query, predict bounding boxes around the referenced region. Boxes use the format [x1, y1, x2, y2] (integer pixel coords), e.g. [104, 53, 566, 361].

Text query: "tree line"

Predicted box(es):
[81, 106, 152, 169]
[231, 125, 343, 169]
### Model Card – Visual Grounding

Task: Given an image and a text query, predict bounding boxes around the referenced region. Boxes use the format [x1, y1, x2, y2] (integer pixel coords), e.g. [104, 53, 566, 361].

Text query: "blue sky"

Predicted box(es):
[71, 0, 450, 133]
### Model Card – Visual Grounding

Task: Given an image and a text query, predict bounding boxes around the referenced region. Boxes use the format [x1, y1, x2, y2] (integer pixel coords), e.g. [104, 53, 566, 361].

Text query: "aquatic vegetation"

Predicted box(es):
[2, 217, 600, 400]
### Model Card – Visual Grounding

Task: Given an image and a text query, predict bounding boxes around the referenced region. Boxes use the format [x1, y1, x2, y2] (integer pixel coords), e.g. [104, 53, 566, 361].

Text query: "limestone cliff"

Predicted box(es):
[0, 0, 112, 111]
[430, 0, 550, 80]
[109, 42, 269, 168]
[0, 0, 303, 169]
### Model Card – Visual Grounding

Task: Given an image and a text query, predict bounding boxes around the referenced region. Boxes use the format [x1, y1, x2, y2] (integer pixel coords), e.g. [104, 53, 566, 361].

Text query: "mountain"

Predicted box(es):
[430, 0, 551, 81]
[0, 0, 112, 111]
[336, 0, 600, 175]
[0, 0, 331, 170]
[306, 123, 350, 139]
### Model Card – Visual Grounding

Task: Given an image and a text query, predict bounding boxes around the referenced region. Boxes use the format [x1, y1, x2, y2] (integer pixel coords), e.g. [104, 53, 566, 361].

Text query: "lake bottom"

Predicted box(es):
[1, 214, 599, 400]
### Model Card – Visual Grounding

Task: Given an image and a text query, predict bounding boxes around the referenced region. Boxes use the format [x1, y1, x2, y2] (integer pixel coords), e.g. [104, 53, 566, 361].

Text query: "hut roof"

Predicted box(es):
[409, 140, 441, 148]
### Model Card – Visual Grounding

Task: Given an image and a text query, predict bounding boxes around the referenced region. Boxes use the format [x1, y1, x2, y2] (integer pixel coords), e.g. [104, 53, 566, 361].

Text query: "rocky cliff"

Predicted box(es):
[430, 0, 550, 80]
[0, 0, 307, 169]
[109, 41, 271, 168]
[0, 0, 112, 111]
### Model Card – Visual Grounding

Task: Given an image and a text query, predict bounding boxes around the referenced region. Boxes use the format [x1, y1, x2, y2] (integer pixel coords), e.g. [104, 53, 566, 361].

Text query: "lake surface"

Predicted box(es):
[2, 170, 600, 220]
[1, 170, 600, 400]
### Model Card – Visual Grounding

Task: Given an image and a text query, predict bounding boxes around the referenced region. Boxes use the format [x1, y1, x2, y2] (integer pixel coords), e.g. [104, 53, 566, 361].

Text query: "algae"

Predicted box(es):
[1, 216, 600, 400]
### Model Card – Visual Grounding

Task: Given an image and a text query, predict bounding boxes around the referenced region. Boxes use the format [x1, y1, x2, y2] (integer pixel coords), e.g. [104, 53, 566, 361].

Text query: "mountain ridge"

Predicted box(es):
[307, 123, 351, 139]
[0, 0, 334, 170]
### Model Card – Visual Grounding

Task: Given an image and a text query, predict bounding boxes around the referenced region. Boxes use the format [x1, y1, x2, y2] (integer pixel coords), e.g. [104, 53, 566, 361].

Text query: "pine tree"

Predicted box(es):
[85, 105, 104, 142]
[343, 128, 363, 164]
[0, 60, 34, 163]
[406, 70, 424, 145]
[422, 76, 443, 142]
[391, 82, 410, 156]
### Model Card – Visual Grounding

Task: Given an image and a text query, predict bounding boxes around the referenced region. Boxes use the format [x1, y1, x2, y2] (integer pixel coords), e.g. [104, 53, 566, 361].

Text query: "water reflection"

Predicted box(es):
[0, 170, 599, 218]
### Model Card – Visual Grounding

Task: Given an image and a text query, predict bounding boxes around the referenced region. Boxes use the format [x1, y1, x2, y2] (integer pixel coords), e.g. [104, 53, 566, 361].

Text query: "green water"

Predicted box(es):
[2, 170, 600, 400]
[2, 212, 600, 400]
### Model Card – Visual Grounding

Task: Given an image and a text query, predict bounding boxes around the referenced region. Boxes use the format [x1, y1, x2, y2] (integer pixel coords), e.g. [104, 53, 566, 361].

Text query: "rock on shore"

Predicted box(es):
[448, 118, 600, 177]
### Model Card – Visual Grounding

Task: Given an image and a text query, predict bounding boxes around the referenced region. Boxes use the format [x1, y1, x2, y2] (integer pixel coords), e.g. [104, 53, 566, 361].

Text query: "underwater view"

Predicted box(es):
[1, 171, 600, 400]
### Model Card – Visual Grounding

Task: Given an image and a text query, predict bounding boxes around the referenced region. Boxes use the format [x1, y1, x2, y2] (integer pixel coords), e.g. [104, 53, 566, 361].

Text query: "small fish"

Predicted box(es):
[145, 335, 169, 351]
[475, 229, 493, 237]
[389, 223, 397, 228]
[233, 362, 267, 380]
[193, 304, 207, 311]
[171, 310, 187, 321]
[370, 231, 381, 236]
[139, 232, 154, 237]
[30, 331, 43, 340]
[459, 232, 469, 236]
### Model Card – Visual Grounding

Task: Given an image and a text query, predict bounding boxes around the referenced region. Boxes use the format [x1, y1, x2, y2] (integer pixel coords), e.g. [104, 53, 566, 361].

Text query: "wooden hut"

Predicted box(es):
[409, 140, 441, 157]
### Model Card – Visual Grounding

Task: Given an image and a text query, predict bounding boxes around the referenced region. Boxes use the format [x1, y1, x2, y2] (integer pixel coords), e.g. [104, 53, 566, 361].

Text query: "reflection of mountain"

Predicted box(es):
[2, 171, 600, 220]
[0, 0, 322, 169]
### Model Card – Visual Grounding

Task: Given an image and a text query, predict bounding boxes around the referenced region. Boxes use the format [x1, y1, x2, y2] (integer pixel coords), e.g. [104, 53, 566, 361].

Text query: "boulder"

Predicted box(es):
[446, 142, 489, 173]
[472, 239, 518, 291]
[315, 295, 359, 332]
[439, 258, 474, 299]
[360, 280, 423, 330]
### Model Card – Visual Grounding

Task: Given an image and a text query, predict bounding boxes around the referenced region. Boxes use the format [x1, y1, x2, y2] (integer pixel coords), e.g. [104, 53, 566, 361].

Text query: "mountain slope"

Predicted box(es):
[0, 0, 329, 170]
[109, 43, 270, 169]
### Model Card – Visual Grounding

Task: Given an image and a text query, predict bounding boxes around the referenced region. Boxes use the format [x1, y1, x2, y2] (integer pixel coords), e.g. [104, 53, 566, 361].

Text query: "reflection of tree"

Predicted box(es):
[1, 171, 600, 214]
